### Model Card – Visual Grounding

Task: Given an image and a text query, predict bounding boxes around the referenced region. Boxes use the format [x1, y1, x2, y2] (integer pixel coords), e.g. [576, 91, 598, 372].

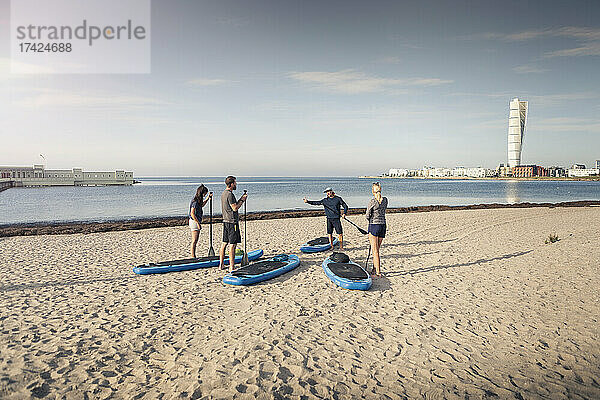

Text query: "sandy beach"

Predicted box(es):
[1, 206, 599, 399]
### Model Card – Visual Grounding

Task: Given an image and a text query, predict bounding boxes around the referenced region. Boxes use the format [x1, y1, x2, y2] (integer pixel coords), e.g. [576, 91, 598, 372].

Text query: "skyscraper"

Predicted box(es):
[508, 98, 528, 167]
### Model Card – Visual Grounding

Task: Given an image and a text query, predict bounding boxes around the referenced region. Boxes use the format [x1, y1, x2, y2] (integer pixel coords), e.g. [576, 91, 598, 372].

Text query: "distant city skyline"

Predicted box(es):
[1, 0, 599, 176]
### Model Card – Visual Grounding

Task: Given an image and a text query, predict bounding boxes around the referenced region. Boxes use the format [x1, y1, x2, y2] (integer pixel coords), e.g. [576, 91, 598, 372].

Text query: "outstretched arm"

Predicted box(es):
[304, 198, 323, 206]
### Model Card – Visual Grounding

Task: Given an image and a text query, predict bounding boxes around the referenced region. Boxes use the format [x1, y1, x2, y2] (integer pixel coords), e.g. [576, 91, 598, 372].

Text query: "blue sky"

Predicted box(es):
[1, 0, 599, 176]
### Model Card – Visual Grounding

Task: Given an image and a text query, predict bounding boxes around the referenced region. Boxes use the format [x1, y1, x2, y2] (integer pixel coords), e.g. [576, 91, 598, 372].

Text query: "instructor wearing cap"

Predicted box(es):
[303, 187, 348, 250]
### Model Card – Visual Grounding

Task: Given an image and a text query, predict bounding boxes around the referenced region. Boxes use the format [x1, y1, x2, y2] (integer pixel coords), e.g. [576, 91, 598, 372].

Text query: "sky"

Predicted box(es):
[1, 0, 599, 176]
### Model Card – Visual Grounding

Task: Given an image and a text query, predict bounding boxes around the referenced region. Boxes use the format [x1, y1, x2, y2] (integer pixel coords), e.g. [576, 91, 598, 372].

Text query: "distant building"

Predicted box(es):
[512, 165, 548, 178]
[497, 164, 512, 177]
[428, 167, 451, 178]
[0, 165, 134, 187]
[465, 167, 495, 178]
[452, 167, 466, 177]
[571, 164, 586, 169]
[548, 166, 566, 178]
[508, 98, 528, 168]
[388, 168, 410, 177]
[596, 160, 600, 169]
[568, 168, 600, 177]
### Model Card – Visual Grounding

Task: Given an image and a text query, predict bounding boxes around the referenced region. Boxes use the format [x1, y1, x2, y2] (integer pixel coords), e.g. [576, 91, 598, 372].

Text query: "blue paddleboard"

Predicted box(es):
[322, 256, 372, 290]
[133, 249, 264, 275]
[300, 237, 339, 253]
[223, 254, 300, 286]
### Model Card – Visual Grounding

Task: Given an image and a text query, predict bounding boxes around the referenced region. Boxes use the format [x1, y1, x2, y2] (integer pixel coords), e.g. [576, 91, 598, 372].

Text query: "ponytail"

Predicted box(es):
[372, 182, 383, 204]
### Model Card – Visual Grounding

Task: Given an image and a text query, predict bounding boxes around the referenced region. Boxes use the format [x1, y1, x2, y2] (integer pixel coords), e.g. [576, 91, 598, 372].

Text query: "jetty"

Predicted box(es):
[0, 165, 135, 189]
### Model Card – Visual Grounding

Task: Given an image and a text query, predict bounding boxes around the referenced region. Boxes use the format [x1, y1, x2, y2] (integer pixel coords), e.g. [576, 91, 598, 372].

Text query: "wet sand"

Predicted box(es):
[1, 206, 599, 399]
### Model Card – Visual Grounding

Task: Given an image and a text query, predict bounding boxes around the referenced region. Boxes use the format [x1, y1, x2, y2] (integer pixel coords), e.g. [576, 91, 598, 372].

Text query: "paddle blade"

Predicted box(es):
[344, 217, 369, 235]
[208, 247, 215, 257]
[241, 254, 249, 266]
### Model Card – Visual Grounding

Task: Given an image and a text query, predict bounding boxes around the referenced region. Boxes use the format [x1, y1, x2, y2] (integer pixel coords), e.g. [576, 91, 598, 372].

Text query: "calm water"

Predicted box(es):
[1, 177, 599, 225]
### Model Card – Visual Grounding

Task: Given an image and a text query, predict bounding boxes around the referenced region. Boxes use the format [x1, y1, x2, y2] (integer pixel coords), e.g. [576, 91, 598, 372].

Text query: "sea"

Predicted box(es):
[1, 177, 600, 225]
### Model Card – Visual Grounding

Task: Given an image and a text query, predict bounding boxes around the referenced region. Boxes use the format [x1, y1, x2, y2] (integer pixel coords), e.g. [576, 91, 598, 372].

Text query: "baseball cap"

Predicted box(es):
[323, 187, 333, 193]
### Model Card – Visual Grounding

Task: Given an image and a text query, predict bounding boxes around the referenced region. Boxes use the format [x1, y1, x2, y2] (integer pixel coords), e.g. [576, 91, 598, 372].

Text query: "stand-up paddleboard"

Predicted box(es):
[300, 237, 339, 253]
[223, 254, 300, 286]
[322, 252, 372, 290]
[133, 249, 263, 275]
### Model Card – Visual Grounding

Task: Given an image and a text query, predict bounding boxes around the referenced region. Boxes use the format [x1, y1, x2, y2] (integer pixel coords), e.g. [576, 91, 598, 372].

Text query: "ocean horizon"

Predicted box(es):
[1, 176, 600, 225]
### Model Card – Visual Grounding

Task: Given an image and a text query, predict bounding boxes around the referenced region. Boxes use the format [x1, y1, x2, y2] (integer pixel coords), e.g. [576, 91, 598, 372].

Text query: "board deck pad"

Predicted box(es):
[141, 255, 219, 268]
[307, 237, 330, 246]
[327, 262, 369, 280]
[231, 260, 287, 276]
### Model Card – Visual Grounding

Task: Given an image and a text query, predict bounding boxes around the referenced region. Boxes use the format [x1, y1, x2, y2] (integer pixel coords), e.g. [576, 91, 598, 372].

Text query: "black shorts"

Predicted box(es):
[326, 218, 343, 235]
[222, 222, 241, 244]
[368, 223, 386, 238]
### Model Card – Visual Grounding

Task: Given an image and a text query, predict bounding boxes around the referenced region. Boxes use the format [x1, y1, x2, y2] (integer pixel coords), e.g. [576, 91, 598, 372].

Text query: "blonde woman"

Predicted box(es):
[365, 182, 388, 276]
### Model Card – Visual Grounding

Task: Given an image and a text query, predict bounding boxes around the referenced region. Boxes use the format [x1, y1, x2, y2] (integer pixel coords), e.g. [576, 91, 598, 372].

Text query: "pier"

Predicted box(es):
[0, 165, 135, 190]
[0, 178, 14, 192]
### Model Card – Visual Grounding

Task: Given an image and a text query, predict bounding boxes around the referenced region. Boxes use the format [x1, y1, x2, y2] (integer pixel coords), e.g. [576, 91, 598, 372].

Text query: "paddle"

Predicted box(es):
[208, 192, 215, 257]
[241, 190, 249, 266]
[320, 202, 368, 235]
[342, 215, 368, 235]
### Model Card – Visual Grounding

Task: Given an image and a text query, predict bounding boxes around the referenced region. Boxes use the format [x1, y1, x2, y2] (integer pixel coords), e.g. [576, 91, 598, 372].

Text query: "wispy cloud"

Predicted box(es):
[482, 30, 551, 41]
[545, 44, 600, 57]
[535, 117, 600, 132]
[187, 78, 231, 86]
[375, 56, 402, 64]
[449, 91, 598, 106]
[480, 26, 600, 58]
[512, 65, 549, 74]
[14, 88, 169, 108]
[0, 57, 57, 76]
[527, 92, 599, 106]
[288, 69, 452, 94]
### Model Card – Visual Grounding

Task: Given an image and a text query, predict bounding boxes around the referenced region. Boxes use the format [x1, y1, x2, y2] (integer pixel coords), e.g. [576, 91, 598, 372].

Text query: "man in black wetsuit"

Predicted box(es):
[303, 187, 349, 250]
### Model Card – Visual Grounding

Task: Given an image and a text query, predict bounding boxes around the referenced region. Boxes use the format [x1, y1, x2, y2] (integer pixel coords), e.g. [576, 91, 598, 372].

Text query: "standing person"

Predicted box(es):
[189, 185, 212, 258]
[219, 176, 248, 272]
[366, 182, 387, 277]
[303, 187, 348, 250]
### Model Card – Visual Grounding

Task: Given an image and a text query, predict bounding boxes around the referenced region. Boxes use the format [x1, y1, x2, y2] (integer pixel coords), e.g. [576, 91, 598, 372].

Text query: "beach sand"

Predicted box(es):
[1, 206, 599, 399]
